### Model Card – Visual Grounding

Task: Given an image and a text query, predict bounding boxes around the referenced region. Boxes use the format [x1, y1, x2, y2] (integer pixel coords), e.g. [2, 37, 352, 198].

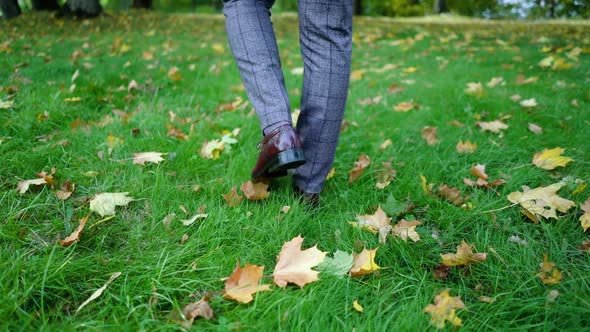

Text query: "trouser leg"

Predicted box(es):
[222, 0, 291, 134]
[293, 0, 353, 194]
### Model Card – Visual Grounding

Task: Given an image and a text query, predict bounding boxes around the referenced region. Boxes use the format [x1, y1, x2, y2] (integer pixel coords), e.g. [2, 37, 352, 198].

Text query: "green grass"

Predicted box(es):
[1, 12, 590, 331]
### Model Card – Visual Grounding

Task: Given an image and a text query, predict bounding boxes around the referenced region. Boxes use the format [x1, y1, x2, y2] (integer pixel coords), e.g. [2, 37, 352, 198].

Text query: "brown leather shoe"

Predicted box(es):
[251, 124, 306, 182]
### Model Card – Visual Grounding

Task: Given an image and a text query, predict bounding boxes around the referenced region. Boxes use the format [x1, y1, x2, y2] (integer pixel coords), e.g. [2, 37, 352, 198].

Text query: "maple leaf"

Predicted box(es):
[393, 101, 416, 112]
[441, 240, 487, 266]
[463, 164, 505, 189]
[532, 148, 574, 170]
[178, 297, 213, 328]
[240, 181, 270, 201]
[223, 262, 271, 303]
[273, 235, 327, 288]
[476, 120, 509, 134]
[528, 123, 543, 134]
[424, 290, 465, 329]
[580, 197, 590, 232]
[538, 255, 562, 285]
[58, 216, 89, 246]
[507, 183, 575, 222]
[222, 186, 243, 207]
[348, 154, 371, 184]
[375, 162, 397, 189]
[392, 219, 421, 242]
[167, 66, 182, 81]
[421, 126, 439, 145]
[520, 98, 538, 108]
[200, 139, 224, 159]
[470, 164, 488, 180]
[437, 185, 469, 207]
[316, 250, 354, 278]
[89, 192, 134, 217]
[464, 82, 484, 96]
[350, 247, 380, 277]
[456, 140, 477, 154]
[0, 98, 15, 109]
[132, 152, 166, 165]
[353, 205, 392, 243]
[55, 180, 76, 200]
[486, 77, 504, 88]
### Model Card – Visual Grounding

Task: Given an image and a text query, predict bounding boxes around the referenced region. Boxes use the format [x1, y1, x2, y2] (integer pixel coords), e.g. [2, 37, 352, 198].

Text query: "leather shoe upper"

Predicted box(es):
[251, 124, 302, 180]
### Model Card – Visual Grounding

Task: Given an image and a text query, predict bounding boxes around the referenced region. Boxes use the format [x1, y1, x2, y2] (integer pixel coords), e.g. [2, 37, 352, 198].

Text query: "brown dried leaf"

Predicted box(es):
[222, 186, 244, 207]
[456, 140, 477, 154]
[348, 154, 371, 184]
[58, 216, 89, 246]
[178, 298, 213, 328]
[240, 181, 270, 201]
[538, 255, 562, 285]
[476, 120, 509, 134]
[392, 219, 421, 242]
[375, 162, 397, 189]
[441, 240, 487, 266]
[421, 126, 439, 145]
[437, 185, 469, 206]
[132, 152, 165, 165]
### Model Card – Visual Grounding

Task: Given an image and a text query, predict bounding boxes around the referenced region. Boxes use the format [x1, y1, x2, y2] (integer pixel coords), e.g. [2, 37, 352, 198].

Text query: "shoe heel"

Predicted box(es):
[268, 149, 306, 174]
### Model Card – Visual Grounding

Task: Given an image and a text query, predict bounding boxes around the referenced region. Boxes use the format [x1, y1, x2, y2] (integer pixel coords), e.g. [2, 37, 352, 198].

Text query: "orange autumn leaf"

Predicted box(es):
[424, 290, 465, 329]
[240, 181, 270, 201]
[421, 126, 439, 145]
[58, 216, 89, 246]
[222, 186, 244, 207]
[437, 185, 469, 206]
[178, 297, 213, 328]
[348, 154, 371, 184]
[273, 235, 327, 288]
[441, 240, 487, 266]
[456, 140, 477, 154]
[223, 262, 271, 303]
[538, 255, 562, 285]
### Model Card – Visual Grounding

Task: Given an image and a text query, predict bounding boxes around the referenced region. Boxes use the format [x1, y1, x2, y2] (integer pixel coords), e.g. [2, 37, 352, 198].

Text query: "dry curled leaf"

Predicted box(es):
[273, 235, 327, 288]
[240, 181, 270, 201]
[76, 272, 122, 313]
[178, 298, 213, 328]
[16, 178, 47, 194]
[89, 192, 134, 217]
[441, 240, 487, 267]
[349, 154, 371, 184]
[476, 120, 509, 134]
[350, 247, 380, 277]
[580, 197, 590, 232]
[200, 139, 224, 159]
[456, 140, 477, 154]
[132, 152, 165, 165]
[58, 216, 89, 246]
[223, 262, 271, 303]
[538, 255, 562, 285]
[424, 290, 465, 329]
[507, 182, 575, 223]
[528, 123, 543, 134]
[55, 180, 76, 200]
[464, 82, 484, 96]
[532, 148, 574, 170]
[437, 185, 469, 206]
[421, 126, 439, 145]
[352, 300, 364, 313]
[222, 186, 244, 207]
[375, 162, 397, 189]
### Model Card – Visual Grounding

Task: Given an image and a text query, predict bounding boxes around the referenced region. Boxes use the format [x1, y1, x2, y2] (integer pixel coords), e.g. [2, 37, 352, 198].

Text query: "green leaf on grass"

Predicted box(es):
[317, 250, 354, 277]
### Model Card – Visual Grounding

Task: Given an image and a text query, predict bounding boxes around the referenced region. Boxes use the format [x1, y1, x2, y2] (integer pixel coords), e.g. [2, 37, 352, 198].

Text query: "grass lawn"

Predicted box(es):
[1, 12, 590, 331]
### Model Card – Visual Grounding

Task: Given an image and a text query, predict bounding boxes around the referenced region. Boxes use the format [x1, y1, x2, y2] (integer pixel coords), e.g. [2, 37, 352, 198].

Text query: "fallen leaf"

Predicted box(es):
[222, 186, 244, 207]
[352, 300, 364, 313]
[0, 99, 15, 109]
[161, 213, 175, 229]
[273, 235, 327, 288]
[55, 180, 76, 200]
[392, 219, 422, 242]
[433, 264, 451, 279]
[437, 185, 469, 206]
[379, 139, 392, 150]
[476, 120, 509, 134]
[580, 197, 590, 232]
[178, 298, 213, 328]
[375, 162, 397, 189]
[456, 140, 477, 154]
[464, 82, 484, 97]
[547, 289, 560, 303]
[470, 164, 488, 180]
[200, 139, 224, 159]
[538, 255, 562, 285]
[132, 152, 165, 165]
[350, 247, 380, 277]
[58, 216, 89, 246]
[223, 262, 271, 303]
[507, 182, 575, 222]
[520, 98, 538, 108]
[441, 240, 487, 266]
[424, 290, 465, 329]
[16, 178, 47, 194]
[579, 239, 590, 253]
[478, 296, 495, 303]
[393, 101, 416, 112]
[240, 181, 270, 201]
[421, 126, 439, 145]
[182, 213, 208, 226]
[89, 192, 134, 217]
[420, 174, 434, 194]
[528, 123, 543, 134]
[486, 77, 504, 87]
[348, 154, 371, 184]
[76, 272, 122, 313]
[316, 250, 354, 278]
[168, 66, 182, 81]
[532, 148, 574, 170]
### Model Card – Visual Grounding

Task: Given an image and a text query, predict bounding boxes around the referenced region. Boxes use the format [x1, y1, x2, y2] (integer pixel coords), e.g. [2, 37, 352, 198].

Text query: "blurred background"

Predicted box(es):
[1, 0, 589, 19]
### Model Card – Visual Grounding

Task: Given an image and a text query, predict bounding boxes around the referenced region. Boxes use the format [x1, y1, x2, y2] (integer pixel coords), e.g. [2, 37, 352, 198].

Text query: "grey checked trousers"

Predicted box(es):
[222, 0, 353, 194]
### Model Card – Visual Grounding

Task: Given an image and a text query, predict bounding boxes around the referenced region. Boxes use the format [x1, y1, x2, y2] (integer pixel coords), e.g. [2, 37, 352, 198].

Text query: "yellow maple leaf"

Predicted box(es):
[200, 139, 224, 159]
[441, 240, 487, 267]
[223, 262, 271, 303]
[456, 140, 477, 154]
[240, 181, 270, 201]
[273, 235, 327, 288]
[424, 290, 465, 329]
[350, 247, 380, 277]
[538, 255, 562, 285]
[532, 147, 574, 170]
[354, 205, 392, 234]
[392, 219, 422, 242]
[89, 192, 134, 217]
[507, 183, 575, 222]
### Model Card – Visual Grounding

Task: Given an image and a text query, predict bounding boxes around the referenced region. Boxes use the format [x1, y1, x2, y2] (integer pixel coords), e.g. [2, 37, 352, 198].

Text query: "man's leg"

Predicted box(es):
[222, 0, 291, 135]
[293, 0, 353, 194]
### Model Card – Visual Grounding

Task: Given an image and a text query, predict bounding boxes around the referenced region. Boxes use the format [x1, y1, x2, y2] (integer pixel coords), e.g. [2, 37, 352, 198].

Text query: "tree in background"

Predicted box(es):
[132, 0, 152, 9]
[0, 0, 21, 19]
[433, 0, 448, 13]
[58, 0, 103, 17]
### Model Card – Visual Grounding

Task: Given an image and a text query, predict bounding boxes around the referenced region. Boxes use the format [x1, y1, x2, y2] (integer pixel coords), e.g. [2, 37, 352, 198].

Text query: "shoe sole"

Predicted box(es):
[252, 148, 306, 180]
